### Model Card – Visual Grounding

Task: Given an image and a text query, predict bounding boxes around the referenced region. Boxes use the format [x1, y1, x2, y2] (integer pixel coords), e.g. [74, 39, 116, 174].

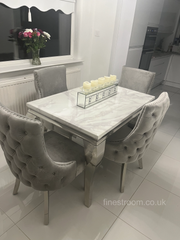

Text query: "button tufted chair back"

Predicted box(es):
[34, 65, 67, 99]
[104, 92, 170, 192]
[0, 103, 86, 224]
[119, 66, 155, 94]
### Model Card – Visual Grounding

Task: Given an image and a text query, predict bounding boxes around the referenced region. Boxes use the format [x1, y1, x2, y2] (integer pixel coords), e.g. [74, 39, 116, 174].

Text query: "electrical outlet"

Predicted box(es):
[95, 30, 100, 37]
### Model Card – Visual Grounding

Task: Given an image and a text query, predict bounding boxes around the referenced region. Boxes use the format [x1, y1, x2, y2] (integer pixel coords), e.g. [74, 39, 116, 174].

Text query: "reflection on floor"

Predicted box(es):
[0, 84, 180, 240]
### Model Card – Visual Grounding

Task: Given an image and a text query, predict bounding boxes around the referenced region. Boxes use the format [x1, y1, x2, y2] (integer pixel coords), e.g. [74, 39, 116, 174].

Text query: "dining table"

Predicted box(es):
[26, 86, 155, 207]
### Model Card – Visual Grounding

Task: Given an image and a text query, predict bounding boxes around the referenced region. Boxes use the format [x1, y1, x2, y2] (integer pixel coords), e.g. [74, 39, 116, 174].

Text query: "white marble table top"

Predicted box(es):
[27, 87, 155, 141]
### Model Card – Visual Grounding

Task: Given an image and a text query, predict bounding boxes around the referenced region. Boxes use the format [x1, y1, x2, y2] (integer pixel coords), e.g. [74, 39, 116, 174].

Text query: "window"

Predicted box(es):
[0, 3, 72, 62]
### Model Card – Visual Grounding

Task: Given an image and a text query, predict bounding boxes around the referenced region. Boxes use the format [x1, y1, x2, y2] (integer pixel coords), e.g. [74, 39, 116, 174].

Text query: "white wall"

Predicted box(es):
[109, 0, 137, 79]
[74, 0, 137, 84]
[161, 0, 180, 51]
[74, 0, 118, 83]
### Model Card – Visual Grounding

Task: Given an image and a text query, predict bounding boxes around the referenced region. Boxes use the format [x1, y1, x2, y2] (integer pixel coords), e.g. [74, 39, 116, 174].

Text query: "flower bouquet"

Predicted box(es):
[18, 28, 51, 65]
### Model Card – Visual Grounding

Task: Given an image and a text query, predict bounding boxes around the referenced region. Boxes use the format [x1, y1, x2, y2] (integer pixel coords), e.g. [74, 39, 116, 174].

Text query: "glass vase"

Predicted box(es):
[32, 49, 41, 65]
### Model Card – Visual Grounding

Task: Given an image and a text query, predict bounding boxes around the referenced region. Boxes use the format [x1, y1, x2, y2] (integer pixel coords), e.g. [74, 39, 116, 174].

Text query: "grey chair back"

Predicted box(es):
[0, 103, 76, 191]
[105, 92, 170, 164]
[119, 66, 155, 94]
[34, 65, 67, 98]
[104, 92, 170, 193]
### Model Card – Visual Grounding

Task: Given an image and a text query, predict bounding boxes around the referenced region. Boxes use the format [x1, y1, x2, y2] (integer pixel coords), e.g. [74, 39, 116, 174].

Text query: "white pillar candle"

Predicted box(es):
[104, 76, 111, 87]
[110, 75, 117, 81]
[104, 76, 111, 84]
[83, 81, 91, 90]
[98, 77, 105, 85]
[91, 80, 98, 87]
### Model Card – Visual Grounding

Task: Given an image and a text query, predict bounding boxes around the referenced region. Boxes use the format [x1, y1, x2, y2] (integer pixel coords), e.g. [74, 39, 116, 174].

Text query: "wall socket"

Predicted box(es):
[95, 30, 100, 37]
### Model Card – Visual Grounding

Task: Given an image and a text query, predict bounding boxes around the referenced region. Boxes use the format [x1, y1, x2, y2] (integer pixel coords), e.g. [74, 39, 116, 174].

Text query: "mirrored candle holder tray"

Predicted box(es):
[77, 82, 118, 109]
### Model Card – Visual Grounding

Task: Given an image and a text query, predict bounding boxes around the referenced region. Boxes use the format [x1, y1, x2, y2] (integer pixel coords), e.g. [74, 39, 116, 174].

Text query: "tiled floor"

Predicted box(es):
[0, 85, 180, 240]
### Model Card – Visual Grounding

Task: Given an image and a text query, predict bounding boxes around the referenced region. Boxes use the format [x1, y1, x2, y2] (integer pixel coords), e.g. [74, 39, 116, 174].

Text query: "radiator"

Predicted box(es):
[0, 67, 81, 116]
[0, 76, 37, 116]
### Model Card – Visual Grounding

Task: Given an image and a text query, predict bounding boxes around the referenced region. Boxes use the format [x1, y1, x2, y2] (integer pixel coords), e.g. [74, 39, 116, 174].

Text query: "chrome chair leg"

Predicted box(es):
[120, 163, 127, 193]
[13, 178, 20, 195]
[83, 170, 85, 191]
[44, 191, 49, 225]
[138, 158, 143, 169]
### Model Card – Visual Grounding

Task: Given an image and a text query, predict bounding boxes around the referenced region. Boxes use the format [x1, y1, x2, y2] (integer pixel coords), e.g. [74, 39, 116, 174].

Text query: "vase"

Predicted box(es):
[32, 49, 41, 65]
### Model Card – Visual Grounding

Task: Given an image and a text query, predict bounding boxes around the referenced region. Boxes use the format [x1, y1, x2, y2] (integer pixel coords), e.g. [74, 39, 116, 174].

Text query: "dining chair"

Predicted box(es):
[119, 66, 156, 129]
[119, 66, 155, 94]
[34, 65, 67, 98]
[104, 92, 170, 192]
[0, 103, 86, 225]
[34, 65, 70, 137]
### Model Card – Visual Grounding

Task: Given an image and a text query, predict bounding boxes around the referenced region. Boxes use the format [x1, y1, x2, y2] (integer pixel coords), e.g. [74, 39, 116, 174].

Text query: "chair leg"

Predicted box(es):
[138, 158, 143, 169]
[13, 178, 20, 195]
[44, 191, 49, 225]
[83, 170, 85, 191]
[120, 163, 127, 193]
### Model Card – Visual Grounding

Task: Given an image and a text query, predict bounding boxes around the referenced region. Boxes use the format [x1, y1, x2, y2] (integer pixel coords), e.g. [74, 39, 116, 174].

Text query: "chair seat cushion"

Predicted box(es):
[44, 131, 85, 176]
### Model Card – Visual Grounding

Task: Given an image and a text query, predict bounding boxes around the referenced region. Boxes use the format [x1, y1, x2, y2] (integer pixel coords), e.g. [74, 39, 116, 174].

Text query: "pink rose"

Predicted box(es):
[38, 29, 43, 34]
[18, 32, 22, 38]
[36, 32, 40, 37]
[27, 32, 32, 38]
[23, 32, 28, 37]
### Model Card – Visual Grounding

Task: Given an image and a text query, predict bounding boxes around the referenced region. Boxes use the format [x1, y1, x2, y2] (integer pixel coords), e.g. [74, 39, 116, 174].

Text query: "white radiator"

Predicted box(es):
[0, 67, 81, 116]
[0, 76, 37, 115]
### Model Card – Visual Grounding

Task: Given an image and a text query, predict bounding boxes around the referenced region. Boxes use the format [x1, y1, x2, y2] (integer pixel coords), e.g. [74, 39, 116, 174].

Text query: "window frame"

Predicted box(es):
[0, 7, 79, 75]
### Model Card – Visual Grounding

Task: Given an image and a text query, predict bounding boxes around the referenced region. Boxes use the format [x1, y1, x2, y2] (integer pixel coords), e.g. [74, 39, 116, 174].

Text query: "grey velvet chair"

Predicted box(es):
[119, 66, 155, 94]
[0, 103, 86, 225]
[34, 65, 69, 137]
[104, 92, 170, 192]
[119, 66, 156, 129]
[34, 65, 67, 98]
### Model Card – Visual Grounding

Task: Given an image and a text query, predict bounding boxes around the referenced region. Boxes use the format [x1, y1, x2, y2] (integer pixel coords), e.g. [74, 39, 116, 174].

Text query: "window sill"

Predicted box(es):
[0, 56, 83, 76]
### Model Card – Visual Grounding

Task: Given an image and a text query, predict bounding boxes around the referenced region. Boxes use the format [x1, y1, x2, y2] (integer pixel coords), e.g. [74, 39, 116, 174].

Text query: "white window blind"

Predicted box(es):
[0, 0, 75, 14]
